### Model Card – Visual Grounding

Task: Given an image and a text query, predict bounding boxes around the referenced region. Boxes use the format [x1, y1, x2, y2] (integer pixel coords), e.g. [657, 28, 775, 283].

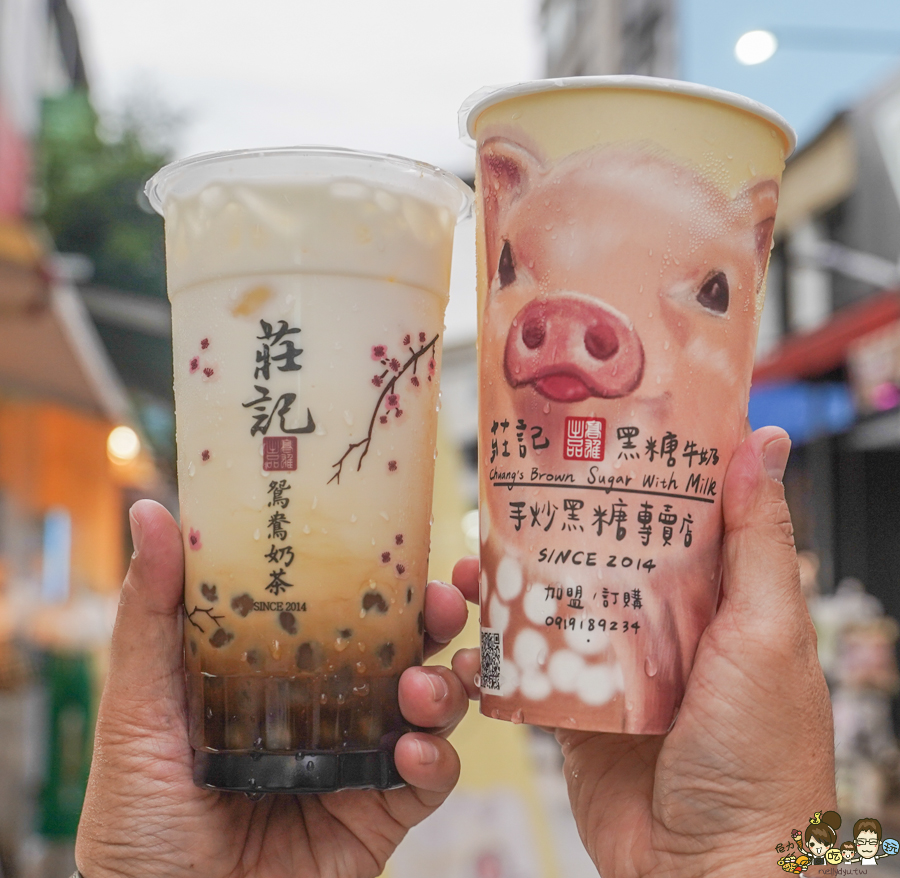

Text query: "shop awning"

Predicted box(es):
[749, 381, 855, 445]
[0, 222, 130, 421]
[753, 291, 900, 384]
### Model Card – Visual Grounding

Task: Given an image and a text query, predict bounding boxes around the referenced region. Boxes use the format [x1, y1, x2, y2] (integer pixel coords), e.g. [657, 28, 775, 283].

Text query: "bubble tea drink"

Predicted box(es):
[146, 149, 471, 792]
[460, 78, 794, 734]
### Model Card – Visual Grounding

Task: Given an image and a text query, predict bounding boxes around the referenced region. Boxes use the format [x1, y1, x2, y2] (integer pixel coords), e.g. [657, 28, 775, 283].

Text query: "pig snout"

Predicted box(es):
[504, 293, 644, 402]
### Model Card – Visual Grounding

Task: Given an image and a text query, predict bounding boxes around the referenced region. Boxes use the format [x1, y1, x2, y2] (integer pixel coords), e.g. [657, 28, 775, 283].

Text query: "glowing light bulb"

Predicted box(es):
[107, 425, 141, 463]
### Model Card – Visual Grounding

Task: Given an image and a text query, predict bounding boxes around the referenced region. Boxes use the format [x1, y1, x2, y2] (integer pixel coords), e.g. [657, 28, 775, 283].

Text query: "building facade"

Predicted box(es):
[542, 0, 677, 78]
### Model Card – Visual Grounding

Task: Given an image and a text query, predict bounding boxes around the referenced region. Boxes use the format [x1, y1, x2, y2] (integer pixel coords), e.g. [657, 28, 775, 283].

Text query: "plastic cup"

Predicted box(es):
[146, 147, 471, 792]
[460, 77, 794, 734]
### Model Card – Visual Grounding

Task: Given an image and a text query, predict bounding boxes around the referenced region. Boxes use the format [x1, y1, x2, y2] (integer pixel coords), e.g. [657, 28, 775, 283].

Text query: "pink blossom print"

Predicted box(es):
[329, 329, 440, 484]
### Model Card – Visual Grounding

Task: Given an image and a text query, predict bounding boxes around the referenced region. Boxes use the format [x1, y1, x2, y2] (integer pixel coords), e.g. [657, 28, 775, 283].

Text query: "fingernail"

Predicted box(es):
[129, 506, 143, 557]
[416, 738, 439, 765]
[425, 669, 449, 702]
[763, 436, 791, 483]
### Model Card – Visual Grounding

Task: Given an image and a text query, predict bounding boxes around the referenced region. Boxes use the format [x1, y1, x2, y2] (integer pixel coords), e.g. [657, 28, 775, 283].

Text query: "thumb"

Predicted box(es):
[99, 499, 186, 733]
[720, 425, 803, 627]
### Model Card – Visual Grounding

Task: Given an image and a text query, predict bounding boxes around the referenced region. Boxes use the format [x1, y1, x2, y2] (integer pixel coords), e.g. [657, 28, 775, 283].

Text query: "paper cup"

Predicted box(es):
[461, 77, 794, 734]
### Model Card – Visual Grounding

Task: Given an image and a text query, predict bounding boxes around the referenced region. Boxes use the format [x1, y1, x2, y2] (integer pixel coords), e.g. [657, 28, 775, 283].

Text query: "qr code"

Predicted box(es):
[480, 628, 502, 692]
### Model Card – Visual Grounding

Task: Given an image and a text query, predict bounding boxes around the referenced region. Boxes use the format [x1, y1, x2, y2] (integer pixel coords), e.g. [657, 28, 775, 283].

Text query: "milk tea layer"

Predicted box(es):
[474, 87, 788, 734]
[165, 180, 452, 748]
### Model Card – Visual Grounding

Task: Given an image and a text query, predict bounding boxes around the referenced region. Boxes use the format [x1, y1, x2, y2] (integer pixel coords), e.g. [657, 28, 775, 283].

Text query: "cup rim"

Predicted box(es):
[458, 75, 797, 157]
[145, 145, 474, 220]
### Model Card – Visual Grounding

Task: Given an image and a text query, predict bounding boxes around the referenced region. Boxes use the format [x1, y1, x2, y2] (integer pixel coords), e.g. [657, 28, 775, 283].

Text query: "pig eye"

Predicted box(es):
[697, 271, 729, 314]
[498, 240, 516, 289]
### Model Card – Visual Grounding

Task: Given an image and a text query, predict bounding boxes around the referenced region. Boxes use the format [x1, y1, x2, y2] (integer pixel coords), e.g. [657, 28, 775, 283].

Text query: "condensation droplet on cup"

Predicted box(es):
[303, 524, 311, 534]
[511, 709, 525, 724]
[644, 657, 658, 678]
[253, 529, 260, 541]
[350, 514, 357, 523]
[543, 403, 551, 414]
[474, 673, 482, 688]
[380, 511, 390, 521]
[187, 461, 195, 477]
[343, 411, 354, 426]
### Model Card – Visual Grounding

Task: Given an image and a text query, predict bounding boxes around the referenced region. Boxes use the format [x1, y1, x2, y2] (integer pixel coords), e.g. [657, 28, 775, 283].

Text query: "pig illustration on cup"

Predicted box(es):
[478, 136, 778, 732]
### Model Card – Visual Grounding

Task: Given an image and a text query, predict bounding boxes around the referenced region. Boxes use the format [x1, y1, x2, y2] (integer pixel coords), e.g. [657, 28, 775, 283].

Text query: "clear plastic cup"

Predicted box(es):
[460, 77, 794, 734]
[146, 147, 471, 791]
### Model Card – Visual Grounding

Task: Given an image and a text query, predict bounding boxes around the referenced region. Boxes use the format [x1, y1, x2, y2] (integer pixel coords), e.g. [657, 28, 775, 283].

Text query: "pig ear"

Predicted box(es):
[480, 137, 540, 285]
[744, 178, 779, 275]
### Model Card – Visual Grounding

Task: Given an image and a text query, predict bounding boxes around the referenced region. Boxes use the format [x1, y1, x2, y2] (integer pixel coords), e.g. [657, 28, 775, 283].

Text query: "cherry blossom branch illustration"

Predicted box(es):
[329, 333, 438, 484]
[185, 604, 225, 633]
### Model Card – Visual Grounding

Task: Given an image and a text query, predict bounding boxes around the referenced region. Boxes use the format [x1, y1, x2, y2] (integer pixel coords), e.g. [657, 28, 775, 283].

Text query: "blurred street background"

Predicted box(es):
[4, 0, 900, 875]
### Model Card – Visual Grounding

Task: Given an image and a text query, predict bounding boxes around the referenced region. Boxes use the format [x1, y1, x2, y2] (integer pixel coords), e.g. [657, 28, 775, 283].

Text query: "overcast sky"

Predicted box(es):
[70, 0, 544, 178]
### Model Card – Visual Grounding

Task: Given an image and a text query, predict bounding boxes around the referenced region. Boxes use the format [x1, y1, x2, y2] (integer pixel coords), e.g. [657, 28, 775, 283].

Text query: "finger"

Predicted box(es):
[452, 556, 480, 604]
[399, 665, 469, 735]
[100, 500, 186, 730]
[451, 647, 481, 700]
[392, 733, 461, 802]
[720, 426, 804, 626]
[423, 580, 468, 659]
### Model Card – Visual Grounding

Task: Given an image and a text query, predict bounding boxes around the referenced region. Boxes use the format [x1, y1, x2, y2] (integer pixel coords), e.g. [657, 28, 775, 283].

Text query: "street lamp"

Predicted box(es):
[735, 26, 900, 66]
[735, 30, 778, 65]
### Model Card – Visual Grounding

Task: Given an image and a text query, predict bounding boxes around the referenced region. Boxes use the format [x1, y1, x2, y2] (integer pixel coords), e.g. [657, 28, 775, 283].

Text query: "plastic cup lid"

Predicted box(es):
[458, 75, 796, 157]
[145, 145, 473, 220]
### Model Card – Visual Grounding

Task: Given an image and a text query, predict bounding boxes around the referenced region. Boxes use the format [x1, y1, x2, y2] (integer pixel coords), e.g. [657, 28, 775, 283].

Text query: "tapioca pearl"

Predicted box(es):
[496, 555, 523, 601]
[520, 668, 552, 701]
[231, 594, 254, 617]
[487, 594, 510, 633]
[480, 504, 490, 544]
[243, 648, 263, 668]
[361, 591, 389, 614]
[524, 582, 552, 625]
[513, 629, 548, 671]
[548, 649, 585, 693]
[377, 642, 395, 669]
[296, 641, 323, 672]
[209, 628, 234, 648]
[278, 612, 298, 635]
[576, 662, 620, 706]
[564, 621, 610, 656]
